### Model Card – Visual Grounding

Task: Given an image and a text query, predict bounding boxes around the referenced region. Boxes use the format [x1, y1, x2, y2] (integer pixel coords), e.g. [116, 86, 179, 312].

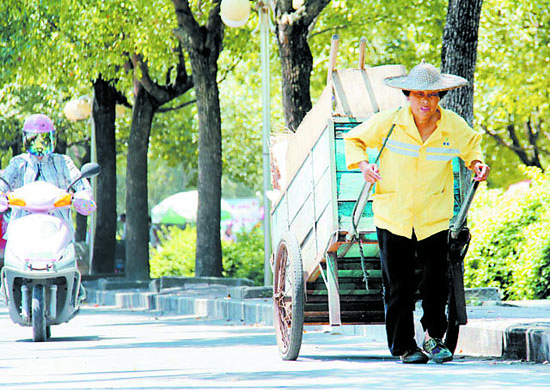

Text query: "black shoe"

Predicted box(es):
[400, 347, 429, 364]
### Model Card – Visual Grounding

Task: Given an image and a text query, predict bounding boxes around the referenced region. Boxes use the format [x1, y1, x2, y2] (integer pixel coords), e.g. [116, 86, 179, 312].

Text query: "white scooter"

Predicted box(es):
[0, 162, 100, 341]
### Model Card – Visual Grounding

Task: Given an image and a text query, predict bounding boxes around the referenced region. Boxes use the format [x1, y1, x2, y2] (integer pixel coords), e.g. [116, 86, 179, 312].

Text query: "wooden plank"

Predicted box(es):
[311, 128, 331, 186]
[290, 195, 314, 246]
[306, 294, 383, 303]
[358, 37, 366, 70]
[326, 253, 341, 326]
[308, 283, 383, 293]
[338, 243, 379, 258]
[332, 71, 353, 117]
[332, 66, 406, 118]
[361, 69, 380, 113]
[328, 120, 340, 237]
[283, 88, 332, 190]
[287, 154, 313, 223]
[300, 231, 317, 272]
[338, 200, 376, 232]
[307, 288, 383, 296]
[337, 172, 364, 200]
[327, 34, 339, 84]
[270, 195, 288, 251]
[334, 139, 378, 172]
[314, 170, 332, 223]
[336, 258, 380, 270]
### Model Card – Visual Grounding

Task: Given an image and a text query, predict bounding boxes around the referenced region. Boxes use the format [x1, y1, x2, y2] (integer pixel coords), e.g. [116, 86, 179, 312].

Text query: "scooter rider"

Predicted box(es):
[0, 113, 96, 221]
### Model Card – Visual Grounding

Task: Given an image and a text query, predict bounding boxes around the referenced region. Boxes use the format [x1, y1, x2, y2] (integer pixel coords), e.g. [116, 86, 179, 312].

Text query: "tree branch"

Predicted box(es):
[131, 53, 170, 104]
[157, 99, 197, 113]
[172, 0, 203, 50]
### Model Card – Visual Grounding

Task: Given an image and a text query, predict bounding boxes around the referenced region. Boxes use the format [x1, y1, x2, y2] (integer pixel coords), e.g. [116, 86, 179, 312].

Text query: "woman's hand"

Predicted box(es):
[470, 160, 490, 182]
[358, 160, 382, 183]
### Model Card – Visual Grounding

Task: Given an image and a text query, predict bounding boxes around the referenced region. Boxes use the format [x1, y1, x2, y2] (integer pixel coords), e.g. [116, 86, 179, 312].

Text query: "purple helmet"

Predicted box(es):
[23, 114, 56, 156]
[23, 114, 55, 134]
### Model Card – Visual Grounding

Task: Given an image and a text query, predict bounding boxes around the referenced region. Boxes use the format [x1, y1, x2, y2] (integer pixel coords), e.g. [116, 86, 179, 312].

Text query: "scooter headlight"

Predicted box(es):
[54, 193, 72, 208]
[7, 194, 26, 207]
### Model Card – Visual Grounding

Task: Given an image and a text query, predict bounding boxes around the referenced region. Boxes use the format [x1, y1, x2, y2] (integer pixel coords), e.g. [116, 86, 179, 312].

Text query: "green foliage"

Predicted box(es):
[149, 225, 196, 278]
[465, 166, 550, 299]
[149, 225, 265, 285]
[475, 0, 550, 183]
[221, 226, 265, 285]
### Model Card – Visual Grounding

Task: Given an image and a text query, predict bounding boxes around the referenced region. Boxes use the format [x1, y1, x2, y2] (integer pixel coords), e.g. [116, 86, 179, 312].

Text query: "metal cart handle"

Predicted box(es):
[450, 179, 480, 240]
[348, 123, 396, 240]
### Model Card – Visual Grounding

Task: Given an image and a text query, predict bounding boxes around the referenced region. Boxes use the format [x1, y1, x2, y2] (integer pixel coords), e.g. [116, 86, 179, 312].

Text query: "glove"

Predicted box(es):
[0, 194, 8, 213]
[73, 190, 96, 215]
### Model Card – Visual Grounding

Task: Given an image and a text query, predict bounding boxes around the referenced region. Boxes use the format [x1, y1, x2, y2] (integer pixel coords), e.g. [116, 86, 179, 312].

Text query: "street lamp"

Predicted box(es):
[221, 0, 273, 286]
[63, 96, 96, 272]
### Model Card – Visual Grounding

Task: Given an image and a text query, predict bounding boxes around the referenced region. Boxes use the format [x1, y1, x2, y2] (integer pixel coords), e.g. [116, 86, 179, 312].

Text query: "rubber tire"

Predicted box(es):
[32, 285, 47, 342]
[273, 234, 305, 361]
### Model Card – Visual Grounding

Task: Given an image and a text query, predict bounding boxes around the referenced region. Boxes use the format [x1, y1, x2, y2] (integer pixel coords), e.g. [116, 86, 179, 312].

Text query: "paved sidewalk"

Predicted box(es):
[82, 276, 550, 364]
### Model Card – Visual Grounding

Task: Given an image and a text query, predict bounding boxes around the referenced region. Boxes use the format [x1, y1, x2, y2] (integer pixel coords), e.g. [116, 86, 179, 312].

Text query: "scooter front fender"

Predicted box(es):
[1, 266, 81, 327]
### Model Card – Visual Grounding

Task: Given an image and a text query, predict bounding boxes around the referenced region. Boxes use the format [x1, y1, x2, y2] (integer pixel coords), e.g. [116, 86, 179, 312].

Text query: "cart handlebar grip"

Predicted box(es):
[450, 180, 480, 240]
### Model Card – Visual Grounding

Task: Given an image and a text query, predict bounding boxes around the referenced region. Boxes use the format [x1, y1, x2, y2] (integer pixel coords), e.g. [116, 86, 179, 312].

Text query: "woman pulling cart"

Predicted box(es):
[344, 60, 490, 363]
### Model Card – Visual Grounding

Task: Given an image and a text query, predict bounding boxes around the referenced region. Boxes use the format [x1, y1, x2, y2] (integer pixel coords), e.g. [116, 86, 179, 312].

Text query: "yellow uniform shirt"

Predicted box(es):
[344, 104, 484, 240]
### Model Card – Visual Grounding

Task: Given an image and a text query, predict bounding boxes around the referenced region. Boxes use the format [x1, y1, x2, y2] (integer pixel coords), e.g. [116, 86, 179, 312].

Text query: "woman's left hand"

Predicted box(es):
[471, 161, 490, 181]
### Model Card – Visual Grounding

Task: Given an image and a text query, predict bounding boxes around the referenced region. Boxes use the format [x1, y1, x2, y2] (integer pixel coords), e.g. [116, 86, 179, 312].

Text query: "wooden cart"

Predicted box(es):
[270, 36, 473, 361]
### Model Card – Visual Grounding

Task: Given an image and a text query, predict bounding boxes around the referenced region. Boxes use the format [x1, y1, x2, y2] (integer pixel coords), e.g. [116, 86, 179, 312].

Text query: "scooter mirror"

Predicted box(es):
[67, 162, 101, 191]
[80, 162, 102, 179]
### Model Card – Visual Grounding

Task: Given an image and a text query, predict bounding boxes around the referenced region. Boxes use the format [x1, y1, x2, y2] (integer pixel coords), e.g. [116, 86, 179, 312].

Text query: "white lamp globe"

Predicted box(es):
[64, 97, 92, 121]
[292, 0, 304, 9]
[220, 0, 250, 28]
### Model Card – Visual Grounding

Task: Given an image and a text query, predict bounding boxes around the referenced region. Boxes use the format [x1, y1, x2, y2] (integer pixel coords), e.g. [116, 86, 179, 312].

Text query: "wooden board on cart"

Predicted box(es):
[271, 65, 407, 283]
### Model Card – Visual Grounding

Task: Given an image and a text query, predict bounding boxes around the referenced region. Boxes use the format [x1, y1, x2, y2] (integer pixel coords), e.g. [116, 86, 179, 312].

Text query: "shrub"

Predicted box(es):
[465, 166, 550, 300]
[149, 224, 265, 285]
[149, 225, 196, 278]
[222, 226, 265, 285]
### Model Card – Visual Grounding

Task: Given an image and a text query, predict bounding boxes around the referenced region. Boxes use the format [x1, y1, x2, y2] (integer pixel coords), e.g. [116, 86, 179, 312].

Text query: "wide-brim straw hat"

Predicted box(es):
[384, 59, 468, 92]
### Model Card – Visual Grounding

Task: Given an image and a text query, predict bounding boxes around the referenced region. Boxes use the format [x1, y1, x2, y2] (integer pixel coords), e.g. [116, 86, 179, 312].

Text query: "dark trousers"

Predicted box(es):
[376, 227, 449, 356]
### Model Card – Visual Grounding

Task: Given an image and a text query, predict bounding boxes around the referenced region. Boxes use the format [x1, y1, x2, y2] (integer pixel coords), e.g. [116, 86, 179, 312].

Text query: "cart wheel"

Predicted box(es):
[273, 234, 304, 361]
[445, 291, 460, 354]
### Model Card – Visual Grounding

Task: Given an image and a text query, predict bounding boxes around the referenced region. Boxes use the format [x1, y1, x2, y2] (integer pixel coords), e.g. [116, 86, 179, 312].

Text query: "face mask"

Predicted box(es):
[24, 132, 55, 156]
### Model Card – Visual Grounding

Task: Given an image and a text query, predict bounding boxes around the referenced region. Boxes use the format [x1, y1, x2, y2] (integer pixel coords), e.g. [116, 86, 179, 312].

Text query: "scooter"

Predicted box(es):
[0, 162, 100, 341]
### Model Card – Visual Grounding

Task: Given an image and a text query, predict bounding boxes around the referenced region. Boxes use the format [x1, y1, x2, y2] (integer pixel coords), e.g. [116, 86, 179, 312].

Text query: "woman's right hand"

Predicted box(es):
[358, 160, 382, 183]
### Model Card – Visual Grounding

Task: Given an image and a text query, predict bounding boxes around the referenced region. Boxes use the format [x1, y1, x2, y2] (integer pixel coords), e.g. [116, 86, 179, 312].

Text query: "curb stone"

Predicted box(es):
[82, 278, 550, 363]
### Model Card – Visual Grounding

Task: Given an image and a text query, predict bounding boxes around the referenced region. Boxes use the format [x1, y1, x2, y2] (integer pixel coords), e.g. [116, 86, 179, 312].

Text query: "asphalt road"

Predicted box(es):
[0, 304, 547, 390]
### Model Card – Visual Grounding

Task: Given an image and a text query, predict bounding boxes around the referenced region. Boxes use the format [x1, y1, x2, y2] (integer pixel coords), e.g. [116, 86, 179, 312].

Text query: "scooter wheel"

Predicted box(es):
[32, 285, 47, 342]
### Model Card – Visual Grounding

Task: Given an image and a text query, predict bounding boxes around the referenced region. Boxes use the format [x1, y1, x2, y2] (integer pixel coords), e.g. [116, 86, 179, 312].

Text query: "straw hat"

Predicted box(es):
[384, 59, 468, 92]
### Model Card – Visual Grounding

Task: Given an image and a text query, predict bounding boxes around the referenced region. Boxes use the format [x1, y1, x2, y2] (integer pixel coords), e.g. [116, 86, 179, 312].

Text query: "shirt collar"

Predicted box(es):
[25, 153, 51, 165]
[394, 103, 445, 144]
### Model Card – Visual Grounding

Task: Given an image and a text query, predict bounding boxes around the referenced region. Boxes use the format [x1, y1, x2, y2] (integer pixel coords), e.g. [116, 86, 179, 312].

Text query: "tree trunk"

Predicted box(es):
[441, 0, 483, 127]
[193, 64, 223, 277]
[276, 22, 313, 132]
[91, 77, 118, 274]
[172, 0, 224, 277]
[125, 84, 156, 280]
[441, 0, 484, 197]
